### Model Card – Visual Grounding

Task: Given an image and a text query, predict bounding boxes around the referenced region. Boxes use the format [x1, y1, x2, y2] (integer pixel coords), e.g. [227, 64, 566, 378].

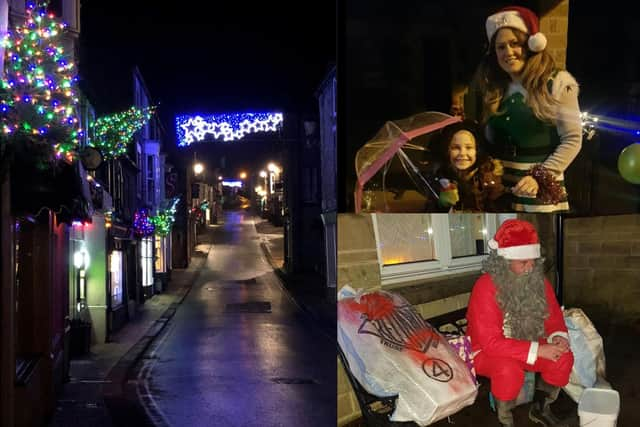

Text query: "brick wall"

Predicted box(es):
[539, 0, 570, 69]
[337, 214, 380, 291]
[563, 214, 640, 326]
[337, 213, 378, 425]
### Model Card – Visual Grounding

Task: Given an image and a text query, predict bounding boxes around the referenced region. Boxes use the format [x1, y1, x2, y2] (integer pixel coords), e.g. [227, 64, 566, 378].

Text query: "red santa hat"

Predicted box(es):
[488, 219, 540, 260]
[485, 6, 547, 53]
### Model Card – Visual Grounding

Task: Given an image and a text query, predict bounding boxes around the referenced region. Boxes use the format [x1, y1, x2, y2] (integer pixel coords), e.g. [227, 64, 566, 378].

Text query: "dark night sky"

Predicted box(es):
[77, 1, 336, 158]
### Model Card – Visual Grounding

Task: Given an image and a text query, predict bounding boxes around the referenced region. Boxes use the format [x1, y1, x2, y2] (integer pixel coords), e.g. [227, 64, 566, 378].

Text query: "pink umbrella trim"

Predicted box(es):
[354, 116, 461, 213]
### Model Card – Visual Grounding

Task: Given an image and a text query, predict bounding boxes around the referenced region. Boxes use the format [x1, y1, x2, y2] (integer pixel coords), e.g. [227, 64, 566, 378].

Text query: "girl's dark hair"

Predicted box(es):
[432, 119, 490, 179]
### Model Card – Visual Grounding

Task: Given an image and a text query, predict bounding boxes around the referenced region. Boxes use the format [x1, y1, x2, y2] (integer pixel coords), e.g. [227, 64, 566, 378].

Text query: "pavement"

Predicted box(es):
[254, 216, 337, 338]
[47, 213, 336, 426]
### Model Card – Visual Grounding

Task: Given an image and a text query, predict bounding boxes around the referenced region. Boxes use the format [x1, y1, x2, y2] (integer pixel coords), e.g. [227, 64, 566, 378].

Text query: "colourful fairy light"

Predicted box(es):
[175, 112, 284, 146]
[88, 106, 156, 159]
[0, 1, 81, 159]
[149, 197, 180, 237]
[133, 207, 155, 237]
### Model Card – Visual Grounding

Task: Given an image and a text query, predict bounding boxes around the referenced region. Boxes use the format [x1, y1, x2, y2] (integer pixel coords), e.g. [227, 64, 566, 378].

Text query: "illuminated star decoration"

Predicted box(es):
[175, 112, 284, 146]
[88, 106, 155, 159]
[0, 1, 82, 162]
[149, 197, 180, 237]
[133, 207, 155, 237]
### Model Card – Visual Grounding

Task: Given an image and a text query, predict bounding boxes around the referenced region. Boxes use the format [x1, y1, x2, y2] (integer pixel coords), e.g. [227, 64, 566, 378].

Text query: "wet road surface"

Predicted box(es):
[137, 210, 335, 427]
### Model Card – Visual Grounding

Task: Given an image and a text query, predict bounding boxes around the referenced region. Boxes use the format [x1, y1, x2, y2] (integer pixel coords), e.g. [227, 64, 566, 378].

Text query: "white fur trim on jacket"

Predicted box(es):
[527, 341, 539, 365]
[551, 70, 580, 100]
[547, 331, 570, 344]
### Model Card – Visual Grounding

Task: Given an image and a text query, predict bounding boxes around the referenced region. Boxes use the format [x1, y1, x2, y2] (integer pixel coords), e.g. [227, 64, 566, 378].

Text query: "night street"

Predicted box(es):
[134, 210, 335, 427]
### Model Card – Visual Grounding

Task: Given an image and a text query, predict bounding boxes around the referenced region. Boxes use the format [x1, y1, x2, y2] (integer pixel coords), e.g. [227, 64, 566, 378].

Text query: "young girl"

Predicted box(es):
[429, 119, 508, 212]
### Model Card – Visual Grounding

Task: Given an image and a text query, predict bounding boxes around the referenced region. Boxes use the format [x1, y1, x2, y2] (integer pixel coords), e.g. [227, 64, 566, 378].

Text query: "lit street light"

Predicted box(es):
[194, 162, 204, 175]
[267, 162, 280, 174]
[239, 171, 247, 180]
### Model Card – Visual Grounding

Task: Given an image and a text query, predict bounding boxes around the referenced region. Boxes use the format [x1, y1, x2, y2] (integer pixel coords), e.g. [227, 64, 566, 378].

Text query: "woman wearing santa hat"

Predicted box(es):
[466, 219, 573, 426]
[473, 6, 582, 213]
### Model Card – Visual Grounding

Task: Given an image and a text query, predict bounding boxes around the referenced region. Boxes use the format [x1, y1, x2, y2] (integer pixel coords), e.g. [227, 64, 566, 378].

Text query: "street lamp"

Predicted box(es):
[193, 162, 204, 175]
[267, 162, 280, 174]
[239, 171, 247, 180]
[267, 163, 281, 194]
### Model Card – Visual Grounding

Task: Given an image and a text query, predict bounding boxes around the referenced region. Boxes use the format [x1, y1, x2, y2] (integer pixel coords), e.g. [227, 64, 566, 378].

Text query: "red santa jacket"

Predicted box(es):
[466, 272, 568, 365]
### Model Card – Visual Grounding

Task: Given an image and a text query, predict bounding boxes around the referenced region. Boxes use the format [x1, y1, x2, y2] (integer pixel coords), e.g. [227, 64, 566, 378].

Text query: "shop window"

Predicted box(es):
[372, 213, 516, 286]
[140, 237, 154, 287]
[110, 251, 123, 308]
[154, 235, 166, 273]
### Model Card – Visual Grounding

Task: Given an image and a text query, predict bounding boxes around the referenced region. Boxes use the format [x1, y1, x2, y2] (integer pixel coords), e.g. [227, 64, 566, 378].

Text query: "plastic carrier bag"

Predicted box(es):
[562, 307, 609, 402]
[338, 286, 478, 426]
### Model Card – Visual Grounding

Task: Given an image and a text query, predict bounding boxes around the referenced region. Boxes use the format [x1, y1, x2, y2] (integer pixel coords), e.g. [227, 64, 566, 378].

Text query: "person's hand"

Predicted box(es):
[438, 188, 459, 207]
[513, 175, 539, 197]
[438, 179, 459, 208]
[538, 343, 566, 362]
[551, 336, 570, 353]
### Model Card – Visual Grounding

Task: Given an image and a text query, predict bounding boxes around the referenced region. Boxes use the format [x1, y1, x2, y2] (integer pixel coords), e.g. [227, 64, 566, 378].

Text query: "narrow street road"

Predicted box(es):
[135, 210, 335, 427]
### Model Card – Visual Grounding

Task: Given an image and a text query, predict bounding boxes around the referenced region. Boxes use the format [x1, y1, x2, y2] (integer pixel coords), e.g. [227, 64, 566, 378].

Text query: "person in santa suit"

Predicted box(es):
[469, 6, 582, 213]
[466, 219, 573, 426]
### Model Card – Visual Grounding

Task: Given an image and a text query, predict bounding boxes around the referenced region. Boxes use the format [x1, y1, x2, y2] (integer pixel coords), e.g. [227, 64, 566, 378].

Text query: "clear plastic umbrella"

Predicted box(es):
[354, 111, 461, 213]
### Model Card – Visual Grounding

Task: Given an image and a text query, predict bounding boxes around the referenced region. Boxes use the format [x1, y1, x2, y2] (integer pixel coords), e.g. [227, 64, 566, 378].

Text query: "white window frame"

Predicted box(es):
[372, 213, 516, 286]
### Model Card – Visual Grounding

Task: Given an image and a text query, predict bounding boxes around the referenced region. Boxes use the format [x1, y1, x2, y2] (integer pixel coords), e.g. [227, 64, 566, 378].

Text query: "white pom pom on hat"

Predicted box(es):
[486, 6, 547, 52]
[527, 32, 547, 52]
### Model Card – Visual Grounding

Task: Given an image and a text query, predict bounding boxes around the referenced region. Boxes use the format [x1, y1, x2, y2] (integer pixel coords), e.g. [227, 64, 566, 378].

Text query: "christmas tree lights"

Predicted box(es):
[133, 207, 155, 237]
[175, 112, 284, 146]
[88, 106, 156, 159]
[149, 197, 180, 237]
[0, 1, 82, 161]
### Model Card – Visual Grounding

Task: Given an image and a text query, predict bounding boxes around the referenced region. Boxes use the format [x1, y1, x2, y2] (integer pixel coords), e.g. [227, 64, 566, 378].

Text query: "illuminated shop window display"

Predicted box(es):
[140, 237, 154, 288]
[110, 250, 123, 307]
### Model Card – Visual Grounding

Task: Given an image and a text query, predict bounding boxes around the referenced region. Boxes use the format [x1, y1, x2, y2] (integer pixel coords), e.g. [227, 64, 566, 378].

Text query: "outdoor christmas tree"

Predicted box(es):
[149, 197, 180, 237]
[0, 1, 81, 167]
[88, 105, 156, 159]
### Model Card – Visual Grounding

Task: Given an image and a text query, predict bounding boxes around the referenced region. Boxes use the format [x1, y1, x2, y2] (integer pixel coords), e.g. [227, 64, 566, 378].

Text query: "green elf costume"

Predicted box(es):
[485, 7, 583, 213]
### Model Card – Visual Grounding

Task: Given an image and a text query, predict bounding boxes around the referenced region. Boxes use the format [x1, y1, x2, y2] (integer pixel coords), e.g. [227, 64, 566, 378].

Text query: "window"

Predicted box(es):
[114, 164, 123, 212]
[372, 213, 516, 286]
[154, 235, 166, 273]
[140, 237, 154, 287]
[146, 155, 155, 204]
[110, 251, 123, 308]
[136, 148, 142, 199]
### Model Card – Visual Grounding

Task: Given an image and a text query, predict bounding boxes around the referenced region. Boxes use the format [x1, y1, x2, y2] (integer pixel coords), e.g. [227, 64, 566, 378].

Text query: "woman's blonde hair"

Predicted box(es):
[476, 28, 559, 124]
